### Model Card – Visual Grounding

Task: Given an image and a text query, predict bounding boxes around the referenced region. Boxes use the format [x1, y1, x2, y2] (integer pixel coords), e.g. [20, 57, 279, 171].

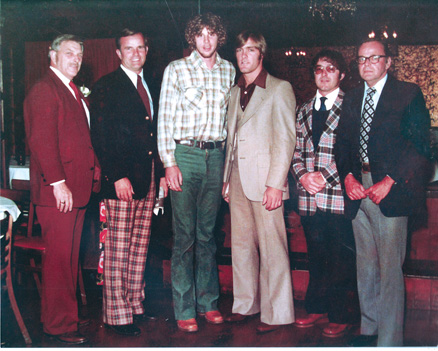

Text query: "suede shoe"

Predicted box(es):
[105, 323, 141, 336]
[177, 318, 198, 332]
[294, 313, 328, 328]
[224, 313, 247, 323]
[45, 331, 88, 344]
[322, 323, 350, 338]
[256, 322, 280, 334]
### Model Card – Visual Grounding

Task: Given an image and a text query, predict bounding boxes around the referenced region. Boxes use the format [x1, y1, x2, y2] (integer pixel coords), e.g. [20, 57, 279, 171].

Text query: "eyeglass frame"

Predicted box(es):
[356, 55, 387, 65]
[313, 64, 338, 75]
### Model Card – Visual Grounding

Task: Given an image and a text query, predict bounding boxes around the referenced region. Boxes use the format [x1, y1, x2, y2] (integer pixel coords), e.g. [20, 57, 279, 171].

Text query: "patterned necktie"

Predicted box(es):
[320, 96, 327, 111]
[137, 75, 152, 118]
[359, 87, 377, 162]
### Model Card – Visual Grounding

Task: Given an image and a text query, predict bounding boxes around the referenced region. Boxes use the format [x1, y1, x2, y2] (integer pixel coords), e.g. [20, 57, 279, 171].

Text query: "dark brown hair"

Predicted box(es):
[185, 13, 227, 50]
[116, 28, 148, 50]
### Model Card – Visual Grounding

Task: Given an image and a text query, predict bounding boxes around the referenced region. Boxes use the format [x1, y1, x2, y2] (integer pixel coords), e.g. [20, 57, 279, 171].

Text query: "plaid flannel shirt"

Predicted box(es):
[292, 90, 345, 216]
[157, 50, 236, 168]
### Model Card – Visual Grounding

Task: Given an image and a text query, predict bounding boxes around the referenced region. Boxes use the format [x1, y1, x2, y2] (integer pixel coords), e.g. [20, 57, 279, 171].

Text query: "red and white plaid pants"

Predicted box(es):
[102, 172, 155, 325]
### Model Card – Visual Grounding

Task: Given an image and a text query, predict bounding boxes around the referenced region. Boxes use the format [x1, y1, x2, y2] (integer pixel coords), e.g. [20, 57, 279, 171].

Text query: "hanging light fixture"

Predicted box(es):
[309, 0, 357, 21]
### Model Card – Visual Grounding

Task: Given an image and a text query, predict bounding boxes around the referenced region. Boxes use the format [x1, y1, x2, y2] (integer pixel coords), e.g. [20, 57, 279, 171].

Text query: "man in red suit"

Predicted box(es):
[24, 34, 100, 344]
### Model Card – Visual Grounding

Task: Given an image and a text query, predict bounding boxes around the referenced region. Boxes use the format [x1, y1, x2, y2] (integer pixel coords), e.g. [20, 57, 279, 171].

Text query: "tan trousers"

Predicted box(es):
[228, 160, 295, 325]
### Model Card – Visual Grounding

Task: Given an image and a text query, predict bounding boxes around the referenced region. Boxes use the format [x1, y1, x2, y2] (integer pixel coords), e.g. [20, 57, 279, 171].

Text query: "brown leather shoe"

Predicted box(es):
[256, 322, 280, 334]
[204, 311, 224, 324]
[322, 323, 350, 338]
[177, 318, 198, 332]
[294, 313, 328, 328]
[225, 313, 247, 323]
[53, 331, 88, 344]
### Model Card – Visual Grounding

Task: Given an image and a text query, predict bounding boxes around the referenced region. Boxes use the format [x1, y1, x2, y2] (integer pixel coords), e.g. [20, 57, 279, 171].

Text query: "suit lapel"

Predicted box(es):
[237, 74, 271, 129]
[48, 70, 90, 138]
[300, 99, 315, 156]
[372, 76, 395, 131]
[116, 67, 151, 119]
[318, 91, 344, 146]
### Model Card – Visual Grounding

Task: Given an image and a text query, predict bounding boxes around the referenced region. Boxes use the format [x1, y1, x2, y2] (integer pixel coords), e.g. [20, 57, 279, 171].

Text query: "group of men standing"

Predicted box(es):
[23, 10, 430, 347]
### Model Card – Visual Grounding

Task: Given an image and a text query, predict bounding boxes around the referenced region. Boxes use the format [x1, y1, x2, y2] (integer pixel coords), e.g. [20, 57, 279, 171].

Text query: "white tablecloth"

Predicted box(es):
[0, 196, 21, 221]
[8, 159, 30, 188]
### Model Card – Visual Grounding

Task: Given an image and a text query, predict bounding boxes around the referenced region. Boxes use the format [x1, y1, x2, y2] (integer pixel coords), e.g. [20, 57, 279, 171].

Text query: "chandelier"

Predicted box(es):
[309, 0, 357, 21]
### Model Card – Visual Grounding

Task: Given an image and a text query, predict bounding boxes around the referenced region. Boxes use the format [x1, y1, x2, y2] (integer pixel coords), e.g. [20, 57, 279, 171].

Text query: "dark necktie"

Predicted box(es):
[320, 96, 327, 111]
[137, 75, 152, 118]
[69, 81, 88, 124]
[359, 87, 377, 162]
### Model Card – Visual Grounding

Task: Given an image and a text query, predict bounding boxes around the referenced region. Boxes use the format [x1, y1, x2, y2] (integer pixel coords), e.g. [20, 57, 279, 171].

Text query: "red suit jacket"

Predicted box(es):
[24, 69, 100, 207]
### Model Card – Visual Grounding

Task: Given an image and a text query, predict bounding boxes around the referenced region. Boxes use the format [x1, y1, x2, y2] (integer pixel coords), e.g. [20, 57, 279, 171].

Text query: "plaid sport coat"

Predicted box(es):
[292, 90, 345, 216]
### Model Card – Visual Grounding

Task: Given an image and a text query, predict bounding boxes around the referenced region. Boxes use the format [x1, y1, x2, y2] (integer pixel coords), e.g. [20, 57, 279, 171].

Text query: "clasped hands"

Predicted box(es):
[344, 173, 395, 205]
[300, 171, 326, 195]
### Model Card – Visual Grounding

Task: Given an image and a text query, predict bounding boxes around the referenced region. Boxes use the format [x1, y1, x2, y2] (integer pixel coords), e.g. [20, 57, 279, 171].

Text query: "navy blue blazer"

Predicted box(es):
[335, 75, 431, 219]
[90, 67, 163, 199]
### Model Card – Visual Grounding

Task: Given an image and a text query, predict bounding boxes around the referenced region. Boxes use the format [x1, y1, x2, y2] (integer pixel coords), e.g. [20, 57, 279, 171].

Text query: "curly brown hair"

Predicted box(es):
[185, 12, 227, 51]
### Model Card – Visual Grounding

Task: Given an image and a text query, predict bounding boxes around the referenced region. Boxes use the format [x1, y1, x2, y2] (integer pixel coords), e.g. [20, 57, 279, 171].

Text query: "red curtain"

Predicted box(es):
[25, 38, 120, 94]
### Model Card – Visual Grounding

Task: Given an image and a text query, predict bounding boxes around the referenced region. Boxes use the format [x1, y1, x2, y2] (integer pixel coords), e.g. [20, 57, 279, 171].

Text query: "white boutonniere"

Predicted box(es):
[80, 85, 91, 97]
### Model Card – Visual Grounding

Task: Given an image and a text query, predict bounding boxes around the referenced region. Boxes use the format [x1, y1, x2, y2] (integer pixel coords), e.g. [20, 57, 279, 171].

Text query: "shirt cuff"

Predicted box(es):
[50, 179, 66, 186]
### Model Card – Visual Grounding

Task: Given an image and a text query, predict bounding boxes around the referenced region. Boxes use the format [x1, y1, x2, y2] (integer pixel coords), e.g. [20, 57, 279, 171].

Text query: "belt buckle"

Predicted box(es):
[362, 163, 371, 173]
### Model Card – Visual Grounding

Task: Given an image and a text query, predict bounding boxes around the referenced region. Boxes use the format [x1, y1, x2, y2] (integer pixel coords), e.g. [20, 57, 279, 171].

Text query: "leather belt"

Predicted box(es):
[175, 140, 223, 150]
[362, 162, 371, 173]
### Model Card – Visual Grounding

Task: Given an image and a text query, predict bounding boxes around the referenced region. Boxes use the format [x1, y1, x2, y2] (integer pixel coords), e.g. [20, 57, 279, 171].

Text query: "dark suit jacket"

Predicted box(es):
[24, 69, 99, 208]
[335, 75, 431, 219]
[90, 67, 163, 199]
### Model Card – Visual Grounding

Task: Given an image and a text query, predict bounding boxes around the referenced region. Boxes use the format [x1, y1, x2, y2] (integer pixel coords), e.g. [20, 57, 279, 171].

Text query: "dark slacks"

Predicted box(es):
[36, 206, 86, 335]
[300, 209, 357, 324]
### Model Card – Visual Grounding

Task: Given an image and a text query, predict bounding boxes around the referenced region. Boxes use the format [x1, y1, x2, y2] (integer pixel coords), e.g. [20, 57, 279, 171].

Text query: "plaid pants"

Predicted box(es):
[102, 170, 155, 325]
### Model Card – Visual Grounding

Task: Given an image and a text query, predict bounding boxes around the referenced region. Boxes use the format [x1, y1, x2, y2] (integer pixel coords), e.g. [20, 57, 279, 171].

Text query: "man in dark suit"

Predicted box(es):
[90, 28, 167, 337]
[335, 39, 431, 346]
[24, 34, 100, 344]
[292, 49, 357, 338]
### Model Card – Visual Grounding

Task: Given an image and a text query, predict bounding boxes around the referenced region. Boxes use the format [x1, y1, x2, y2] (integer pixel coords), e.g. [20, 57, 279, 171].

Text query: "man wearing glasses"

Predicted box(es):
[292, 49, 357, 338]
[335, 39, 431, 346]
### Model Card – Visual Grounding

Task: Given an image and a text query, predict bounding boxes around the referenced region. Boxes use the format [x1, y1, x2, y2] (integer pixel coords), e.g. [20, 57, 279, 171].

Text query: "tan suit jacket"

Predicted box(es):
[224, 74, 296, 200]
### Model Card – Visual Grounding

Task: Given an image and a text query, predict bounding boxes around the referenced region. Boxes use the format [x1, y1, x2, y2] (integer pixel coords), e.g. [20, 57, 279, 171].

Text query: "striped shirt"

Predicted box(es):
[157, 50, 236, 168]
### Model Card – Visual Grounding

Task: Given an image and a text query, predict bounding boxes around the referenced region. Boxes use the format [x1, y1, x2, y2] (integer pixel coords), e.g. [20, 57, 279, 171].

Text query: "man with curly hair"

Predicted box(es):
[158, 12, 235, 333]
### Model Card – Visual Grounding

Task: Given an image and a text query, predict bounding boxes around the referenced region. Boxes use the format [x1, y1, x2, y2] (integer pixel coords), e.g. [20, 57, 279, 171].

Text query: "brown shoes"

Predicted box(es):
[256, 322, 280, 334]
[204, 311, 224, 324]
[322, 323, 350, 338]
[45, 331, 88, 344]
[224, 313, 247, 323]
[294, 313, 328, 328]
[177, 318, 198, 333]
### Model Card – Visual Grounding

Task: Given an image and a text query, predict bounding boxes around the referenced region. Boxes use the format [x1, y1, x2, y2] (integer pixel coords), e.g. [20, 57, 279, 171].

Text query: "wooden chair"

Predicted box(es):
[1, 213, 32, 345]
[0, 187, 87, 305]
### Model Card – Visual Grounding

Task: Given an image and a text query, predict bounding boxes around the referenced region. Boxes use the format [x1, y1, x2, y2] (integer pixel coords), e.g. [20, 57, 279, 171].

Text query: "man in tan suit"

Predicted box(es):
[222, 30, 296, 334]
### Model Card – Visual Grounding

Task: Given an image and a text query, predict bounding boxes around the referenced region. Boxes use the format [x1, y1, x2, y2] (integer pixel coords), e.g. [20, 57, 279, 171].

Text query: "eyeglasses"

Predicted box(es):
[356, 55, 387, 65]
[314, 65, 337, 75]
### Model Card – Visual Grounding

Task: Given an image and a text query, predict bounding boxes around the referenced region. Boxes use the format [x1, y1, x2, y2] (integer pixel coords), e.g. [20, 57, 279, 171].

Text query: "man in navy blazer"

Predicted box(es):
[24, 34, 100, 344]
[90, 28, 166, 337]
[335, 39, 431, 346]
